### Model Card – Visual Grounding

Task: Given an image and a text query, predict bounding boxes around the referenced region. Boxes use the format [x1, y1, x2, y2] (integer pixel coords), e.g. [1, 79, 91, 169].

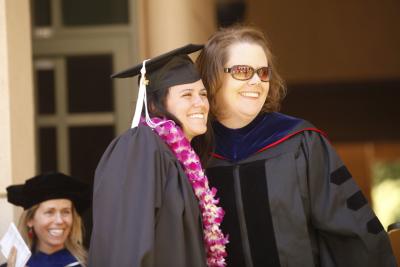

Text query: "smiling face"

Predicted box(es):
[28, 199, 73, 254]
[166, 79, 209, 141]
[216, 42, 270, 128]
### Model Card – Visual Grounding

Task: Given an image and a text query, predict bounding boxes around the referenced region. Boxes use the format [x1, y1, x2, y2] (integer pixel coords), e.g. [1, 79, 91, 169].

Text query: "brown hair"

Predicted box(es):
[196, 25, 286, 118]
[19, 202, 87, 266]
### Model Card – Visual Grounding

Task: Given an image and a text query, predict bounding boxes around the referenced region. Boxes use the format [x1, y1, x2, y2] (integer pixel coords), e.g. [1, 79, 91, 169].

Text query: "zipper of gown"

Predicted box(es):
[233, 164, 254, 267]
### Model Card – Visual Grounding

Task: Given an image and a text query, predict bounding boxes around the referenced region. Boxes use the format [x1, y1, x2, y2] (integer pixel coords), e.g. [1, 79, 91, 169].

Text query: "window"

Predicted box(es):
[372, 161, 400, 230]
[32, 0, 135, 246]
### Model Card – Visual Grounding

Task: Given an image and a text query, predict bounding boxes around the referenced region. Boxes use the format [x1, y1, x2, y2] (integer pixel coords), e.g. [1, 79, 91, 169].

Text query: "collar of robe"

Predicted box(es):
[212, 112, 306, 162]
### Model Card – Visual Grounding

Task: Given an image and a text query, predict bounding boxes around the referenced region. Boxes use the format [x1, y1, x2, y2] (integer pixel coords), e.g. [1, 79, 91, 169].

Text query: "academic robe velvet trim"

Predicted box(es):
[211, 112, 327, 162]
[27, 249, 80, 267]
[206, 113, 396, 266]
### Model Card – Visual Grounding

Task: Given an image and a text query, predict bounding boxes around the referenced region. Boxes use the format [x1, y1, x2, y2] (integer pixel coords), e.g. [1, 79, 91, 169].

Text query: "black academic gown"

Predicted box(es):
[88, 125, 207, 267]
[206, 112, 396, 267]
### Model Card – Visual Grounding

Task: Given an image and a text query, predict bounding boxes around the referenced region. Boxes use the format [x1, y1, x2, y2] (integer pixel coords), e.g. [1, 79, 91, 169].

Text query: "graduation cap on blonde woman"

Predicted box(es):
[111, 44, 203, 128]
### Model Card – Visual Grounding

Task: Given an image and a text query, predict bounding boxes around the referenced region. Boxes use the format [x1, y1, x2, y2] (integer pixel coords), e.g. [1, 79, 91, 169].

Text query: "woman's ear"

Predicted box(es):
[148, 102, 156, 114]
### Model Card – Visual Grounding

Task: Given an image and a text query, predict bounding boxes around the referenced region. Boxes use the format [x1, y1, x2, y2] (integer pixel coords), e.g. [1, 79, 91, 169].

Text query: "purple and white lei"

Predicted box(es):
[144, 117, 228, 267]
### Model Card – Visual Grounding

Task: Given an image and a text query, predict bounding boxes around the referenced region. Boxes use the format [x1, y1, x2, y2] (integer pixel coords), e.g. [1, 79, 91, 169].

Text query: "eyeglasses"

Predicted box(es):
[224, 65, 272, 82]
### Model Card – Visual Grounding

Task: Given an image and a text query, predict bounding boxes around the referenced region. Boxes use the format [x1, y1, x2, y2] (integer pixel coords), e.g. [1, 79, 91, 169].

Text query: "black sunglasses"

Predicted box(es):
[224, 65, 272, 82]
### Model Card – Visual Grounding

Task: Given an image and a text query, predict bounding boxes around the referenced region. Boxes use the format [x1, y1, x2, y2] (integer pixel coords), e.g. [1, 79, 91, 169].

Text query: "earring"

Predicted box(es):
[28, 227, 34, 239]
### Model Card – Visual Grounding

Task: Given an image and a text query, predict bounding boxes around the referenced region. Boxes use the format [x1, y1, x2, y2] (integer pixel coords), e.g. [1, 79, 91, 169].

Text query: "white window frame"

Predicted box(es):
[32, 0, 139, 173]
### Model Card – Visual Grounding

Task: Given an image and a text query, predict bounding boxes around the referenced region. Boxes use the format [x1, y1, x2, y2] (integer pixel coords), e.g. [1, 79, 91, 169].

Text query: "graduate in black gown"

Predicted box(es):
[88, 45, 227, 267]
[3, 172, 90, 267]
[196, 25, 397, 267]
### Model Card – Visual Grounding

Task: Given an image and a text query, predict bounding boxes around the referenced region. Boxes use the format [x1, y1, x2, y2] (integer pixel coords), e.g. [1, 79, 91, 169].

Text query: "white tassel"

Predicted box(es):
[130, 60, 149, 128]
[130, 59, 173, 129]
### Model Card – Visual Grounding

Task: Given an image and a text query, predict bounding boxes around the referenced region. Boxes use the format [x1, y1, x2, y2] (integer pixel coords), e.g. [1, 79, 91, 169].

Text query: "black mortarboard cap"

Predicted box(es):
[6, 172, 91, 214]
[111, 44, 203, 92]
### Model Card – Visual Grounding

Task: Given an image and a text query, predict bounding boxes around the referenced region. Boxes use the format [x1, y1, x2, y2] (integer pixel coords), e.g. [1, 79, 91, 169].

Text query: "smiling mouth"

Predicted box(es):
[49, 229, 64, 237]
[188, 113, 205, 119]
[240, 91, 260, 98]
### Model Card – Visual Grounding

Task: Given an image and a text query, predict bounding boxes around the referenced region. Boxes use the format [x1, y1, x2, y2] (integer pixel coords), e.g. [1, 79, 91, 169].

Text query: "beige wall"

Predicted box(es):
[137, 0, 216, 58]
[0, 0, 36, 253]
[246, 0, 400, 83]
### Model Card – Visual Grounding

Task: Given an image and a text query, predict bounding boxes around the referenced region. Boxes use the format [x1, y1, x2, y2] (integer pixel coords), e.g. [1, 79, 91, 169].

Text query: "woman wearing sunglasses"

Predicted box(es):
[196, 26, 396, 267]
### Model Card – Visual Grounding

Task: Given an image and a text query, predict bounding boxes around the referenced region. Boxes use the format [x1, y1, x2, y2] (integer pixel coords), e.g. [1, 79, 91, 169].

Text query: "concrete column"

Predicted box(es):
[0, 0, 36, 254]
[137, 0, 216, 58]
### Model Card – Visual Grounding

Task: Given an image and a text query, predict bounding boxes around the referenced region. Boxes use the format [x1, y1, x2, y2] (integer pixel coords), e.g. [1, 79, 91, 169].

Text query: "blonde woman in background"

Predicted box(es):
[2, 172, 90, 267]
